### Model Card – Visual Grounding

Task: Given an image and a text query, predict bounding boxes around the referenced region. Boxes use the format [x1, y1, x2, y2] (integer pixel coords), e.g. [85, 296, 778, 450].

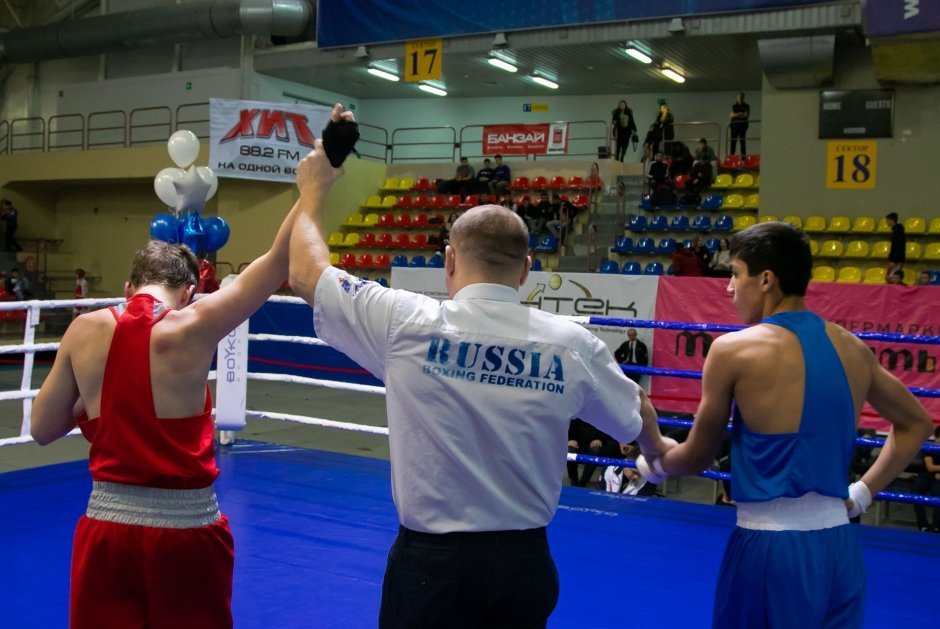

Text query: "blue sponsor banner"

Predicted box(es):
[864, 0, 940, 38]
[317, 0, 829, 47]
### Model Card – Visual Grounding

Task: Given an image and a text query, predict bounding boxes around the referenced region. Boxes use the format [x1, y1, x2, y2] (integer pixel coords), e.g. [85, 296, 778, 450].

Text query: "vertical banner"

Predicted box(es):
[215, 275, 249, 431]
[209, 98, 332, 183]
[547, 122, 570, 155]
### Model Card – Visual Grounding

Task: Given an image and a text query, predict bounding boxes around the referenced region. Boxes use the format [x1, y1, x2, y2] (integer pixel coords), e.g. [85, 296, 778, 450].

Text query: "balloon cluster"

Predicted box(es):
[149, 130, 230, 256]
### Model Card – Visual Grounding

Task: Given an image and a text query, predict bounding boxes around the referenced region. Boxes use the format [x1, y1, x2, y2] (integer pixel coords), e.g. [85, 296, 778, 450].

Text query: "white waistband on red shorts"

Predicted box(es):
[86, 481, 221, 529]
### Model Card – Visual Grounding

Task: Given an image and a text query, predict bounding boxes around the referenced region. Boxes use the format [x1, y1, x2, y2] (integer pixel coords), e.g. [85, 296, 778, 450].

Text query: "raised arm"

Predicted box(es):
[288, 104, 352, 305]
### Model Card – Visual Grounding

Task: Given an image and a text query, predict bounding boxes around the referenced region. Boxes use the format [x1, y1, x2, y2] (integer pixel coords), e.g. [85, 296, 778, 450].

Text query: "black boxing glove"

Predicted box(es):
[321, 117, 360, 168]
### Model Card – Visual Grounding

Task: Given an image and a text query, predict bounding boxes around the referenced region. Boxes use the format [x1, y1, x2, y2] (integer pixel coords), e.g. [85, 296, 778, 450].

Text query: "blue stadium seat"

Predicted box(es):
[599, 260, 620, 274]
[531, 258, 543, 271]
[638, 195, 653, 210]
[426, 254, 444, 268]
[713, 215, 733, 232]
[931, 270, 940, 285]
[390, 255, 409, 267]
[633, 237, 655, 255]
[612, 236, 634, 254]
[655, 237, 677, 255]
[704, 238, 720, 252]
[691, 215, 712, 232]
[621, 261, 642, 275]
[682, 238, 694, 249]
[700, 194, 723, 211]
[670, 215, 690, 232]
[409, 255, 427, 267]
[528, 235, 538, 249]
[647, 215, 669, 231]
[534, 235, 559, 252]
[644, 262, 664, 275]
[628, 215, 648, 232]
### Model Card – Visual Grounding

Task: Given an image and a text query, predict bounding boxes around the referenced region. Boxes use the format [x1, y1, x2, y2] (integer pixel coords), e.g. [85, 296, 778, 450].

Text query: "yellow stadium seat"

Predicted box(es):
[330, 252, 340, 266]
[345, 213, 363, 226]
[869, 241, 890, 259]
[751, 174, 760, 188]
[758, 215, 778, 224]
[905, 216, 926, 235]
[734, 215, 756, 231]
[906, 241, 922, 260]
[327, 232, 345, 247]
[827, 216, 851, 233]
[929, 218, 940, 235]
[712, 173, 733, 189]
[343, 232, 360, 247]
[812, 266, 836, 282]
[363, 195, 383, 208]
[809, 240, 819, 256]
[381, 195, 398, 208]
[924, 242, 940, 261]
[362, 213, 380, 227]
[903, 268, 917, 285]
[803, 216, 827, 233]
[863, 267, 886, 284]
[742, 193, 759, 209]
[380, 177, 399, 191]
[733, 173, 754, 188]
[819, 240, 844, 258]
[876, 217, 892, 233]
[851, 216, 875, 233]
[782, 215, 803, 229]
[836, 267, 862, 283]
[724, 193, 745, 209]
[844, 241, 869, 258]
[399, 177, 415, 190]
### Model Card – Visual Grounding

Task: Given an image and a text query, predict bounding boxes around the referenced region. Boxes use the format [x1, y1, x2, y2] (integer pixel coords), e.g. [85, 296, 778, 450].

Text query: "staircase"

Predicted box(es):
[555, 174, 644, 273]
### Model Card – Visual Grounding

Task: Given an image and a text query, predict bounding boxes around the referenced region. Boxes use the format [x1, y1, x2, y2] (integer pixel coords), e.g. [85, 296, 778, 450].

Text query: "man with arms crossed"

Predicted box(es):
[289, 106, 670, 629]
[637, 221, 933, 628]
[29, 108, 350, 627]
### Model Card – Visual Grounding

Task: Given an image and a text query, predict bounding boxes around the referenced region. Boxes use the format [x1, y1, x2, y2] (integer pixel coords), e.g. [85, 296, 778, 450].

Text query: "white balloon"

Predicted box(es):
[197, 166, 219, 201]
[167, 130, 200, 168]
[154, 167, 185, 208]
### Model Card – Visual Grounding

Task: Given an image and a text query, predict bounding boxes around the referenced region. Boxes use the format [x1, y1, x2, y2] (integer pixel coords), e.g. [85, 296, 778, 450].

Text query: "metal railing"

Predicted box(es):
[129, 106, 172, 146]
[390, 126, 457, 163]
[724, 119, 761, 158]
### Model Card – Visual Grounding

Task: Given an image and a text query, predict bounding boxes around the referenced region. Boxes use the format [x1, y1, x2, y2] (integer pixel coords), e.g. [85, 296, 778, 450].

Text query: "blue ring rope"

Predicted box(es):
[570, 453, 940, 508]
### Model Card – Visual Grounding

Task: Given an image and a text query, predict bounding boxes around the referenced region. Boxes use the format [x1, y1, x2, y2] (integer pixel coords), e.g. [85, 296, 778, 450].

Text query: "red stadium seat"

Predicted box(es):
[340, 253, 356, 267]
[722, 155, 742, 170]
[428, 194, 446, 208]
[378, 213, 395, 228]
[566, 176, 584, 190]
[571, 194, 589, 209]
[394, 233, 411, 248]
[445, 195, 462, 208]
[412, 194, 430, 209]
[356, 253, 374, 267]
[396, 195, 413, 209]
[674, 174, 689, 191]
[530, 176, 548, 189]
[412, 233, 429, 248]
[743, 154, 761, 170]
[393, 213, 412, 228]
[548, 176, 566, 189]
[375, 253, 391, 267]
[358, 232, 377, 247]
[412, 213, 429, 228]
[510, 176, 529, 190]
[376, 233, 393, 248]
[412, 177, 433, 191]
[461, 194, 479, 208]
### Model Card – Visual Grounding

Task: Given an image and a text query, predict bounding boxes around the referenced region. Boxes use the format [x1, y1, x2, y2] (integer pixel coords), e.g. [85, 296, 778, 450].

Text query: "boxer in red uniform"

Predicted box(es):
[30, 107, 351, 628]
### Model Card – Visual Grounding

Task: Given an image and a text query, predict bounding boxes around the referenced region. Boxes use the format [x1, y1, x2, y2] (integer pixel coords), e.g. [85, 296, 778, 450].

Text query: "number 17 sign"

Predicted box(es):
[826, 140, 877, 189]
[404, 38, 442, 82]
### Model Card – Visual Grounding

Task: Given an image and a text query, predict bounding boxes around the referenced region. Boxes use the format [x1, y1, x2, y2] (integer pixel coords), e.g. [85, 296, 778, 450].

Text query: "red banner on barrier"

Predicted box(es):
[482, 123, 568, 155]
[652, 277, 940, 429]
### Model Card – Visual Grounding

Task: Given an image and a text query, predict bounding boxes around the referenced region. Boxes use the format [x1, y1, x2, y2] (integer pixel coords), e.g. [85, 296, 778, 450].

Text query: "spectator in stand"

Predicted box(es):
[437, 211, 461, 255]
[7, 267, 31, 300]
[568, 418, 622, 488]
[610, 100, 638, 162]
[489, 154, 511, 197]
[1, 198, 23, 253]
[604, 442, 658, 496]
[545, 193, 569, 241]
[614, 327, 649, 386]
[651, 103, 675, 156]
[886, 212, 906, 275]
[710, 238, 732, 277]
[73, 268, 90, 318]
[534, 191, 554, 237]
[438, 157, 474, 195]
[729, 92, 751, 156]
[671, 242, 703, 277]
[694, 137, 718, 182]
[647, 152, 670, 192]
[918, 271, 932, 286]
[475, 158, 495, 194]
[887, 270, 905, 285]
[669, 142, 693, 176]
[693, 236, 712, 273]
[913, 426, 940, 532]
[514, 195, 534, 228]
[685, 161, 712, 205]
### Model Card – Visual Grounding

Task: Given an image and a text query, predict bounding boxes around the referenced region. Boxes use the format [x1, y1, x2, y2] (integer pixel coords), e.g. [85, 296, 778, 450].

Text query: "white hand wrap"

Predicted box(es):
[635, 454, 668, 485]
[847, 481, 872, 519]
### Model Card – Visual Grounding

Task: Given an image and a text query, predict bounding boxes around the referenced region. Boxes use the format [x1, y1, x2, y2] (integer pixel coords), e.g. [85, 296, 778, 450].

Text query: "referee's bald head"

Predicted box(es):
[448, 205, 529, 273]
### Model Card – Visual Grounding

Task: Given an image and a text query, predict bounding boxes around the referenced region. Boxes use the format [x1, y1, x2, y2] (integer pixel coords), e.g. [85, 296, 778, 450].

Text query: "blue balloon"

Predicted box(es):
[203, 216, 231, 253]
[150, 213, 181, 244]
[181, 211, 205, 255]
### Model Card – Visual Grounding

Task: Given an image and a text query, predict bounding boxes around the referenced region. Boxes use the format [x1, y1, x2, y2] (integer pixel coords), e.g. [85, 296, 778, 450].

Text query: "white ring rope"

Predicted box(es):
[244, 410, 390, 436]
[245, 372, 385, 395]
[249, 333, 330, 347]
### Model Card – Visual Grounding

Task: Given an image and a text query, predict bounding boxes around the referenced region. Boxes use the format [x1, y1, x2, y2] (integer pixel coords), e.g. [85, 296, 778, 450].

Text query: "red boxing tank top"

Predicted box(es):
[78, 293, 218, 489]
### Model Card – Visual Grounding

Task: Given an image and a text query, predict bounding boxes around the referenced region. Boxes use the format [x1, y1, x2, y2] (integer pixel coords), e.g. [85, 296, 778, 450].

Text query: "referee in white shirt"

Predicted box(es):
[288, 107, 671, 629]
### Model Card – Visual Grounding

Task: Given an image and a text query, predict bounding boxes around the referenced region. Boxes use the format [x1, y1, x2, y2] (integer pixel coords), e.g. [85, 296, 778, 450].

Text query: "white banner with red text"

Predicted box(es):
[481, 122, 569, 156]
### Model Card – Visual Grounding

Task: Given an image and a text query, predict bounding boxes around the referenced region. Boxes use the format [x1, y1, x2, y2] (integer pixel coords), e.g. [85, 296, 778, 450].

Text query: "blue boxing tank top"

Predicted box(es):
[731, 310, 857, 502]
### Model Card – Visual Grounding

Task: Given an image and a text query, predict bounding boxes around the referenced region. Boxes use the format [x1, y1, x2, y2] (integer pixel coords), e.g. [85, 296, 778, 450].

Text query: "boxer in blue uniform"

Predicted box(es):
[636, 222, 933, 628]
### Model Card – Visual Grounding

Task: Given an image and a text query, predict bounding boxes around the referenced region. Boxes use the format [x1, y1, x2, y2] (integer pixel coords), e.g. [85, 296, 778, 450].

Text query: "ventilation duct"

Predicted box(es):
[758, 35, 835, 88]
[0, 0, 312, 64]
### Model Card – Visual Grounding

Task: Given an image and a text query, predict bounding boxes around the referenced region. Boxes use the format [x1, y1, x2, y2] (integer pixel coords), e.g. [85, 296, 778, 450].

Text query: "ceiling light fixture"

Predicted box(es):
[624, 47, 652, 64]
[487, 57, 518, 73]
[661, 67, 686, 83]
[367, 67, 399, 82]
[531, 75, 559, 89]
[418, 84, 448, 96]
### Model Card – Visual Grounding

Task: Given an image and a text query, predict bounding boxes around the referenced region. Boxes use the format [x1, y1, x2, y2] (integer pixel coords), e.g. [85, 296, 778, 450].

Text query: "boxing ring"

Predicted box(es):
[1, 295, 939, 628]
